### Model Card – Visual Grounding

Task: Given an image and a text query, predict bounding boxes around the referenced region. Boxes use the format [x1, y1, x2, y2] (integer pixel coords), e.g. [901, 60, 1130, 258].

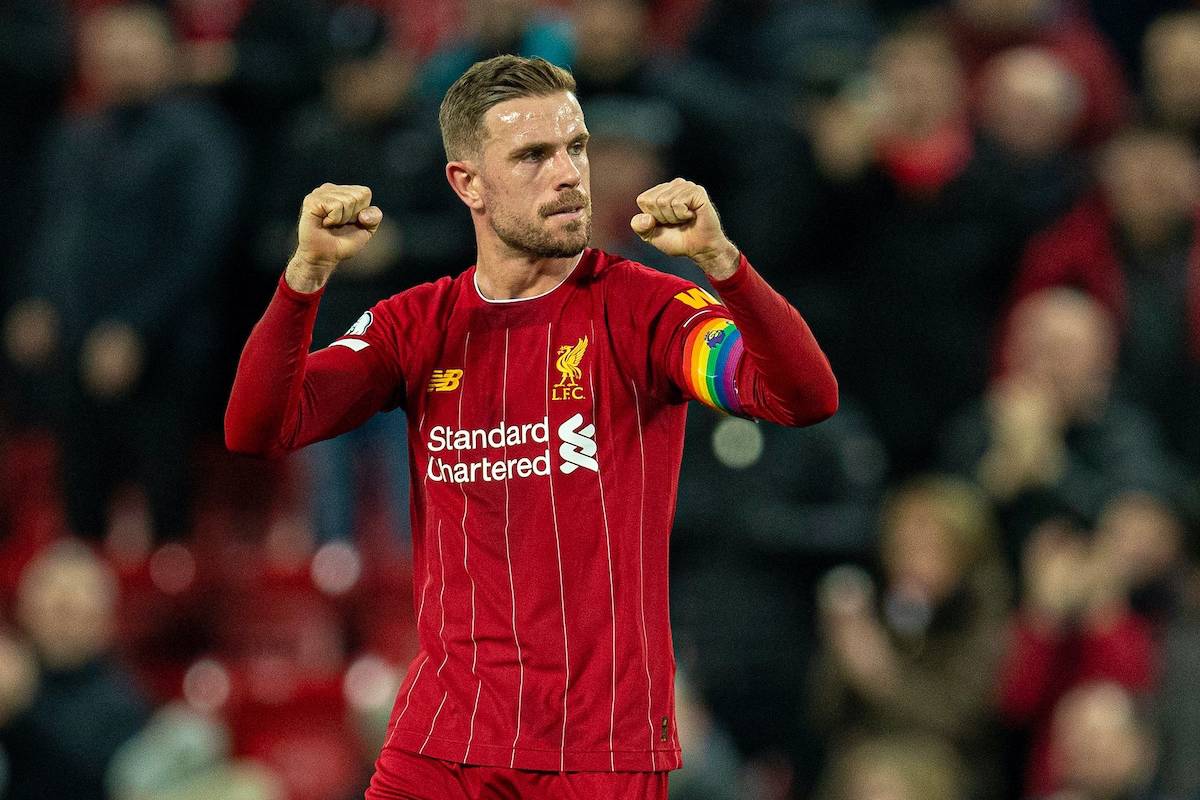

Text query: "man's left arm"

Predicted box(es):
[633, 178, 838, 427]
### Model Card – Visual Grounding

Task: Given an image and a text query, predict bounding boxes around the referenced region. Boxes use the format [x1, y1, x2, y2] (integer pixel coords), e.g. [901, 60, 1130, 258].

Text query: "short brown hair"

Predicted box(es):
[439, 55, 577, 161]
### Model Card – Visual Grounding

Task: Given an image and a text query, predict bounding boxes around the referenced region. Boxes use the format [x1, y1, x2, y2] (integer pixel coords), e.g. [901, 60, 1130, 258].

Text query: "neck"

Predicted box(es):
[474, 235, 583, 301]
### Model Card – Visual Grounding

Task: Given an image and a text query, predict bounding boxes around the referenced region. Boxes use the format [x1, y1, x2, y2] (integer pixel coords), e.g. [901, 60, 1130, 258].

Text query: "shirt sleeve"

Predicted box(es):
[633, 254, 839, 427]
[224, 273, 411, 459]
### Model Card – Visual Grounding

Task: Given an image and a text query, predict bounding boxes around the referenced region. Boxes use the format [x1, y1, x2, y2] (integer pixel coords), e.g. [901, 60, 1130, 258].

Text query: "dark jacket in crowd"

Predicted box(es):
[0, 658, 150, 800]
[940, 397, 1181, 544]
[1011, 196, 1200, 471]
[0, 0, 70, 306]
[812, 140, 1051, 476]
[22, 93, 243, 370]
[670, 400, 885, 780]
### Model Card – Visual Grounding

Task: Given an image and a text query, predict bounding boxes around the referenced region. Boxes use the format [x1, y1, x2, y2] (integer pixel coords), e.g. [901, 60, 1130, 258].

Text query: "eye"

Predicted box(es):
[569, 141, 586, 155]
[521, 150, 544, 163]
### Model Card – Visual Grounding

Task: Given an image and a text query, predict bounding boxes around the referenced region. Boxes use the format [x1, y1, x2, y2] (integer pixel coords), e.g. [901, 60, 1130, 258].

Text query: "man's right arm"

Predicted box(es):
[225, 184, 398, 458]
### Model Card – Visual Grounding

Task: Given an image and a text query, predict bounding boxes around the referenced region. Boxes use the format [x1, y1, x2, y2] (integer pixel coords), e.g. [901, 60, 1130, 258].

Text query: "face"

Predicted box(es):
[1007, 291, 1117, 417]
[469, 92, 592, 258]
[17, 547, 117, 670]
[1094, 493, 1182, 587]
[979, 48, 1081, 158]
[1054, 683, 1150, 797]
[1100, 134, 1199, 237]
[1145, 18, 1200, 129]
[575, 0, 648, 81]
[327, 50, 415, 123]
[876, 36, 965, 138]
[79, 7, 175, 106]
[883, 497, 963, 605]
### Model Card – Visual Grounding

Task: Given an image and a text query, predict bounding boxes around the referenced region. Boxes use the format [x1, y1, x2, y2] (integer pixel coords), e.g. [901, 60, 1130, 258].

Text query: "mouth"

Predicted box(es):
[545, 206, 585, 221]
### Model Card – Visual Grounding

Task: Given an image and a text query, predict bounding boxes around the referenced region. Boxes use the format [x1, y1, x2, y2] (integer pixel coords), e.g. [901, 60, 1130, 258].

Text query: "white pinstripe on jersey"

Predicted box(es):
[501, 327, 527, 767]
[545, 322, 571, 771]
[457, 333, 483, 762]
[631, 381, 658, 770]
[587, 321, 618, 771]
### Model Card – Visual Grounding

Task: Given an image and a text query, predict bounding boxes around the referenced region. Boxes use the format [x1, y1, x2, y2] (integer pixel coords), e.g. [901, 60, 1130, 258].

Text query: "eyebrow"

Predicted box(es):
[509, 131, 590, 160]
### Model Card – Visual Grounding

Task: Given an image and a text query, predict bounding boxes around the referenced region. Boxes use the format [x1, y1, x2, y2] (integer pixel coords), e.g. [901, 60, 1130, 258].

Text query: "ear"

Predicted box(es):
[446, 161, 484, 211]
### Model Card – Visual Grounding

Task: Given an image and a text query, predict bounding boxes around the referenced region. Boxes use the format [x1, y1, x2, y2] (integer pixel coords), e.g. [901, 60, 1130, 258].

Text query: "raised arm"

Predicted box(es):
[632, 179, 838, 426]
[224, 184, 403, 458]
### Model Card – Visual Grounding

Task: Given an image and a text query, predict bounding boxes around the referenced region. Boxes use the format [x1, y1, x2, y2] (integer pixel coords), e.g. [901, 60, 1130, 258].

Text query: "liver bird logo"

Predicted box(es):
[555, 336, 588, 388]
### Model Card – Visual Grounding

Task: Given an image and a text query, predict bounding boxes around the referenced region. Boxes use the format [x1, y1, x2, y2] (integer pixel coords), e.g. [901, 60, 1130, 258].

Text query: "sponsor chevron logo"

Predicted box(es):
[557, 413, 598, 474]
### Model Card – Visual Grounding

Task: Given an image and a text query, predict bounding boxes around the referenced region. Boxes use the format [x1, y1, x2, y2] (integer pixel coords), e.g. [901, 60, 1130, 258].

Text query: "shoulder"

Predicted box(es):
[377, 274, 458, 317]
[590, 248, 703, 300]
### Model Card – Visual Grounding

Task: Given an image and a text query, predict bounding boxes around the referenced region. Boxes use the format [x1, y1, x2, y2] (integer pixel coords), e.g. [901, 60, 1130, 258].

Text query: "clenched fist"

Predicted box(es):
[630, 178, 740, 280]
[286, 183, 383, 293]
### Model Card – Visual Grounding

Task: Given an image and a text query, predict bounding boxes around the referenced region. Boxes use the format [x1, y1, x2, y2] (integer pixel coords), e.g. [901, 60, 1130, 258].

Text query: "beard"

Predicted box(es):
[488, 190, 592, 258]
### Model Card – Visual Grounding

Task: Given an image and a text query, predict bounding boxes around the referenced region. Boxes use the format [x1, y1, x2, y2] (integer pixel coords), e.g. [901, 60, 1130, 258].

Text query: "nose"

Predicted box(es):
[552, 150, 582, 191]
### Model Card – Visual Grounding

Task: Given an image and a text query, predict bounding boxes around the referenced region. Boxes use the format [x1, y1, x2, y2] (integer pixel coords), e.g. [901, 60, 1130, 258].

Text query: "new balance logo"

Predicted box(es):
[427, 369, 463, 392]
[673, 287, 720, 309]
[557, 413, 598, 474]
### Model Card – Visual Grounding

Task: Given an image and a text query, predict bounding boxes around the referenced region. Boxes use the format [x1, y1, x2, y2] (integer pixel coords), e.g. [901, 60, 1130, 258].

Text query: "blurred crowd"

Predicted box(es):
[1, 0, 1200, 798]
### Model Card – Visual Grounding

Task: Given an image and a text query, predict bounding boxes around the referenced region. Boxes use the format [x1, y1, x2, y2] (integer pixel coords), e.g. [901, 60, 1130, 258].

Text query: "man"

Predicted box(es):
[4, 3, 243, 545]
[226, 55, 837, 799]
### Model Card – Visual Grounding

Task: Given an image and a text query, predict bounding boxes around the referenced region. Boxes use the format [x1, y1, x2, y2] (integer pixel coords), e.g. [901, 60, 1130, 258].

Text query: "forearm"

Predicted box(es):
[709, 253, 839, 426]
[227, 270, 404, 458]
[225, 276, 323, 458]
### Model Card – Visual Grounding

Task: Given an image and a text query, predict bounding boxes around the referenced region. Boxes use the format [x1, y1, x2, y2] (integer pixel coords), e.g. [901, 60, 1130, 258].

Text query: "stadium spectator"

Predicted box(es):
[809, 477, 1010, 799]
[997, 520, 1158, 797]
[807, 22, 1043, 474]
[415, 0, 573, 102]
[1009, 129, 1200, 472]
[2, 3, 243, 544]
[584, 95, 686, 266]
[671, 396, 886, 792]
[0, 0, 70, 322]
[254, 3, 472, 547]
[814, 733, 967, 800]
[941, 289, 1180, 549]
[1046, 682, 1157, 800]
[976, 47, 1091, 220]
[670, 670, 742, 800]
[107, 702, 285, 800]
[1092, 491, 1190, 626]
[176, 0, 326, 155]
[946, 0, 1132, 144]
[667, 0, 878, 273]
[569, 0, 655, 99]
[0, 541, 150, 800]
[1143, 11, 1200, 147]
[1087, 0, 1190, 82]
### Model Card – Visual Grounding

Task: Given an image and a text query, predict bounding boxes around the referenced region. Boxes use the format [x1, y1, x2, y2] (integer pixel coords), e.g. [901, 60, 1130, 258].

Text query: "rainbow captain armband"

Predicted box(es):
[682, 317, 745, 415]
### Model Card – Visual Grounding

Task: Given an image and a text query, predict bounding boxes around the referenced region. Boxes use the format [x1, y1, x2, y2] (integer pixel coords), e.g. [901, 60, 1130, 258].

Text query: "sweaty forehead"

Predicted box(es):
[483, 93, 586, 150]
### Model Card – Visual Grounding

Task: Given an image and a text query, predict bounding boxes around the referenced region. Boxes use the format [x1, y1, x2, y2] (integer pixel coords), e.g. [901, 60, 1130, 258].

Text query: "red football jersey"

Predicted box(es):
[226, 247, 837, 774]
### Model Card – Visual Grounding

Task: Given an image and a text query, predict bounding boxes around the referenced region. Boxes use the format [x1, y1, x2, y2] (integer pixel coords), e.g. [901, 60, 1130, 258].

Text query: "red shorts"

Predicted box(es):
[365, 746, 670, 800]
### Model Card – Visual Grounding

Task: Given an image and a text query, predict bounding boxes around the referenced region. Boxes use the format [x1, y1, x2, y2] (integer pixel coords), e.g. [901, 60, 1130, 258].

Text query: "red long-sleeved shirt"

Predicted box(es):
[997, 610, 1156, 796]
[225, 248, 836, 772]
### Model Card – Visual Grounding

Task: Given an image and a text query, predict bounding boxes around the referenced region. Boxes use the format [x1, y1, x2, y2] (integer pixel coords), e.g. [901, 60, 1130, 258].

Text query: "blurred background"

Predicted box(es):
[2, 0, 1200, 798]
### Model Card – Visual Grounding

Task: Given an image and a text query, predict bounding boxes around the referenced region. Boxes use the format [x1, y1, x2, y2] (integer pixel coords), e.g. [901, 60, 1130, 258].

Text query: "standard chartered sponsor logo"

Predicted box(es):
[557, 413, 598, 474]
[424, 416, 598, 483]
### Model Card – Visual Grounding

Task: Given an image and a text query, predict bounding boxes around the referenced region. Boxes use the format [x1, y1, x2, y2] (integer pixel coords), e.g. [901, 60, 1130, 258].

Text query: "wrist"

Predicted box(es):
[285, 252, 334, 294]
[691, 240, 740, 280]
